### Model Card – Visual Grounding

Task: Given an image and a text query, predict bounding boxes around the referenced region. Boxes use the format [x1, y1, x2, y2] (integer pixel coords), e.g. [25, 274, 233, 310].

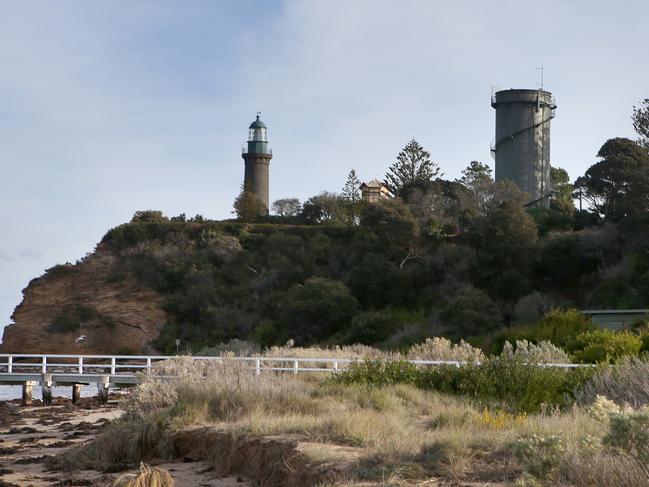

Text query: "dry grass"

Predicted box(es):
[113, 462, 175, 487]
[60, 358, 647, 485]
[577, 356, 649, 407]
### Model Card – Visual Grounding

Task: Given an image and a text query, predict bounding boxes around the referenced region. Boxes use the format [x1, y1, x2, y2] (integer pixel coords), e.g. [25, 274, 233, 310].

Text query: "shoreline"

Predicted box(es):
[0, 397, 250, 487]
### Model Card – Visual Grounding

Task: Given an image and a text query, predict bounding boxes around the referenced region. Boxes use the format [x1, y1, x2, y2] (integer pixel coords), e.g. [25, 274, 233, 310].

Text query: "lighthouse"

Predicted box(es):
[242, 113, 272, 214]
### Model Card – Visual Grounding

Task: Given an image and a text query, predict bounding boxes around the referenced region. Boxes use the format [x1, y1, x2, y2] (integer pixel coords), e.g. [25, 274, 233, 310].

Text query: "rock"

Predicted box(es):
[0, 248, 168, 355]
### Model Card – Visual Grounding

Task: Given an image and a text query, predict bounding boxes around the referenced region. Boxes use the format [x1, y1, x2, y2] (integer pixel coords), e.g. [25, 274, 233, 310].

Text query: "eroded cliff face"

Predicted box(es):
[0, 248, 167, 354]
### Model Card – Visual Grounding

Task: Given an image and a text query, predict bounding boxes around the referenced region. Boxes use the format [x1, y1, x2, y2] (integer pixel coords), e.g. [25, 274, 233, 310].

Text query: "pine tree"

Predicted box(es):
[632, 98, 649, 152]
[459, 160, 492, 191]
[341, 169, 362, 225]
[384, 139, 441, 196]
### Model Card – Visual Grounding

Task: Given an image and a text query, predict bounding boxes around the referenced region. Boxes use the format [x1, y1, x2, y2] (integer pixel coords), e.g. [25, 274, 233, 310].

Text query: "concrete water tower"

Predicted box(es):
[242, 113, 272, 214]
[491, 89, 556, 206]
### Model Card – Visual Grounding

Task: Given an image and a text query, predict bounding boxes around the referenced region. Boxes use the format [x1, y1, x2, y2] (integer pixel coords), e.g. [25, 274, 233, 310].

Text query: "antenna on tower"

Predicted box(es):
[536, 65, 544, 90]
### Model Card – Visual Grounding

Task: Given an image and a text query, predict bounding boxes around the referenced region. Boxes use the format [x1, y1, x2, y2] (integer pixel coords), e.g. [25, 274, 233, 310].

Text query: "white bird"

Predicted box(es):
[75, 335, 86, 343]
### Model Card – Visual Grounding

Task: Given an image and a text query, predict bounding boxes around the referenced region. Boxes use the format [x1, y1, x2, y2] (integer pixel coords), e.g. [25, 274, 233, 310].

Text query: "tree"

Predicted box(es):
[360, 198, 420, 264]
[131, 210, 168, 223]
[458, 161, 493, 197]
[632, 98, 649, 152]
[574, 138, 649, 222]
[440, 284, 502, 335]
[272, 198, 301, 217]
[277, 277, 360, 344]
[550, 166, 575, 214]
[477, 200, 539, 266]
[233, 183, 262, 222]
[474, 200, 539, 300]
[384, 138, 442, 196]
[341, 169, 362, 224]
[301, 192, 344, 224]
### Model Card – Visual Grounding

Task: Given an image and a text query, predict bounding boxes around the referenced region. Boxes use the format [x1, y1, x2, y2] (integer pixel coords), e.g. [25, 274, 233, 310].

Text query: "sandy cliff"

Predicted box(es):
[0, 248, 167, 354]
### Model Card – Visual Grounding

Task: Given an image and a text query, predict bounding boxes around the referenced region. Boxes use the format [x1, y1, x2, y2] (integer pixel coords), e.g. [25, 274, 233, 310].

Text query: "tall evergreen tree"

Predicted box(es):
[341, 169, 362, 224]
[384, 139, 441, 196]
[457, 160, 493, 212]
[632, 98, 649, 152]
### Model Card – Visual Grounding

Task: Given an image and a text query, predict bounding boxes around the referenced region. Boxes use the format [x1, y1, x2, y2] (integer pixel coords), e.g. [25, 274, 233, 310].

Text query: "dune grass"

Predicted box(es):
[55, 357, 649, 486]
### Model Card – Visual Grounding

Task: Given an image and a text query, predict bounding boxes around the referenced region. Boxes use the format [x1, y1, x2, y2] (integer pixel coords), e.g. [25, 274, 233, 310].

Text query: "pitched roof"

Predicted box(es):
[360, 178, 386, 189]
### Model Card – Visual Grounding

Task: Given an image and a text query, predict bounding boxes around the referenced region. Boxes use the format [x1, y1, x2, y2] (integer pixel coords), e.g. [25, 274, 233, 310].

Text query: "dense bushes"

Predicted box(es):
[572, 329, 643, 363]
[492, 309, 595, 353]
[336, 358, 595, 413]
[344, 308, 424, 345]
[275, 277, 360, 344]
[91, 204, 649, 353]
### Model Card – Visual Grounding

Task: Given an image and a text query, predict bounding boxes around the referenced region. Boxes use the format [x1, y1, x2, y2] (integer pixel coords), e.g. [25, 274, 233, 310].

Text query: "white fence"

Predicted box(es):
[0, 354, 587, 379]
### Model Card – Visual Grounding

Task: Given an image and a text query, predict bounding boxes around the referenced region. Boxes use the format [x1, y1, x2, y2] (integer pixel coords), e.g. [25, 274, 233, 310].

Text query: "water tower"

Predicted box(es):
[242, 113, 272, 214]
[491, 89, 556, 206]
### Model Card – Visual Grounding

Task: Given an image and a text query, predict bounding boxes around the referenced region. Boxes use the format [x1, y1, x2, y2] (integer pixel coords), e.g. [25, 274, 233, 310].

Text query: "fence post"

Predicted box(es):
[110, 357, 116, 375]
[293, 359, 299, 375]
[98, 375, 110, 405]
[333, 361, 338, 374]
[41, 356, 47, 374]
[255, 359, 261, 376]
[7, 356, 12, 374]
[72, 384, 82, 404]
[22, 381, 37, 406]
[146, 357, 152, 370]
[42, 373, 53, 406]
[78, 356, 83, 374]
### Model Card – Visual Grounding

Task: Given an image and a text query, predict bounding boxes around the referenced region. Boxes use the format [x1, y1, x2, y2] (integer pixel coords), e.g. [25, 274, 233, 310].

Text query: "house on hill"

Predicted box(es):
[360, 179, 390, 203]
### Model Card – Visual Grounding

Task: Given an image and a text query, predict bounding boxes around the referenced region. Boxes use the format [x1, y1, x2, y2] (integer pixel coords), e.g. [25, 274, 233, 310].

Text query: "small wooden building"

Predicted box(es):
[360, 179, 390, 203]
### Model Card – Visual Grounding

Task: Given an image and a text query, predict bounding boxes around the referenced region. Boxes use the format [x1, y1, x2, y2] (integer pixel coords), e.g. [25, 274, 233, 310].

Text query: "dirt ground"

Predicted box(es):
[0, 397, 250, 487]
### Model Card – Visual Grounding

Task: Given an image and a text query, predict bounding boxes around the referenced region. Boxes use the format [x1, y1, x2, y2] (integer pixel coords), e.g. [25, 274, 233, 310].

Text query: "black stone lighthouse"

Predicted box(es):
[242, 113, 272, 214]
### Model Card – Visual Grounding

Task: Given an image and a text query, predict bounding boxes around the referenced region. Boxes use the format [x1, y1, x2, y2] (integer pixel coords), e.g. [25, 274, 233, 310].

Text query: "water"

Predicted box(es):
[0, 384, 98, 401]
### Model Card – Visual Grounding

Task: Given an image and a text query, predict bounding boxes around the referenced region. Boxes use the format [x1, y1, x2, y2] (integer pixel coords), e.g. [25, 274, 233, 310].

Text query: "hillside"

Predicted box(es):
[2, 189, 649, 355]
[0, 249, 167, 354]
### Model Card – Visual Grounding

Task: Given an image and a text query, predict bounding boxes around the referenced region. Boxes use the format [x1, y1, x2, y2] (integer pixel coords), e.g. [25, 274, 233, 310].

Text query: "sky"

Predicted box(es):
[1, 0, 647, 338]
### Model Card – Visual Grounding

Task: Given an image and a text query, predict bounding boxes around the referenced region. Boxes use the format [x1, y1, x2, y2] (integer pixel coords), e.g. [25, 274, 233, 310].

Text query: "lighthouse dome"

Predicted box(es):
[249, 114, 267, 129]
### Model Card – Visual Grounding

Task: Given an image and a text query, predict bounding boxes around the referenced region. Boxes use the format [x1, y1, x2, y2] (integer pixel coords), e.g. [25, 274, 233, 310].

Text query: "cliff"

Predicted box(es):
[0, 247, 167, 355]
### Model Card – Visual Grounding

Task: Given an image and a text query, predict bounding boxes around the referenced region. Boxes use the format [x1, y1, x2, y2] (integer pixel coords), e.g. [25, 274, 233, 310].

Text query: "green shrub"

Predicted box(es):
[48, 310, 81, 333]
[344, 308, 424, 345]
[336, 358, 594, 413]
[492, 308, 595, 354]
[45, 263, 77, 279]
[573, 329, 643, 363]
[105, 269, 128, 284]
[439, 285, 502, 335]
[47, 305, 115, 334]
[335, 360, 419, 387]
[277, 277, 360, 345]
[641, 333, 649, 355]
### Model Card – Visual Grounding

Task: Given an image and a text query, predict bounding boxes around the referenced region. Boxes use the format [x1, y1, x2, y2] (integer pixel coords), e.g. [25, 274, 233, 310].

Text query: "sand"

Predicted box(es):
[0, 397, 250, 487]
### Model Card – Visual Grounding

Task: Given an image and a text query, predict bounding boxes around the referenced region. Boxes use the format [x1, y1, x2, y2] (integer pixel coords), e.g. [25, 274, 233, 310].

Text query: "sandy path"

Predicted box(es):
[0, 398, 250, 486]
